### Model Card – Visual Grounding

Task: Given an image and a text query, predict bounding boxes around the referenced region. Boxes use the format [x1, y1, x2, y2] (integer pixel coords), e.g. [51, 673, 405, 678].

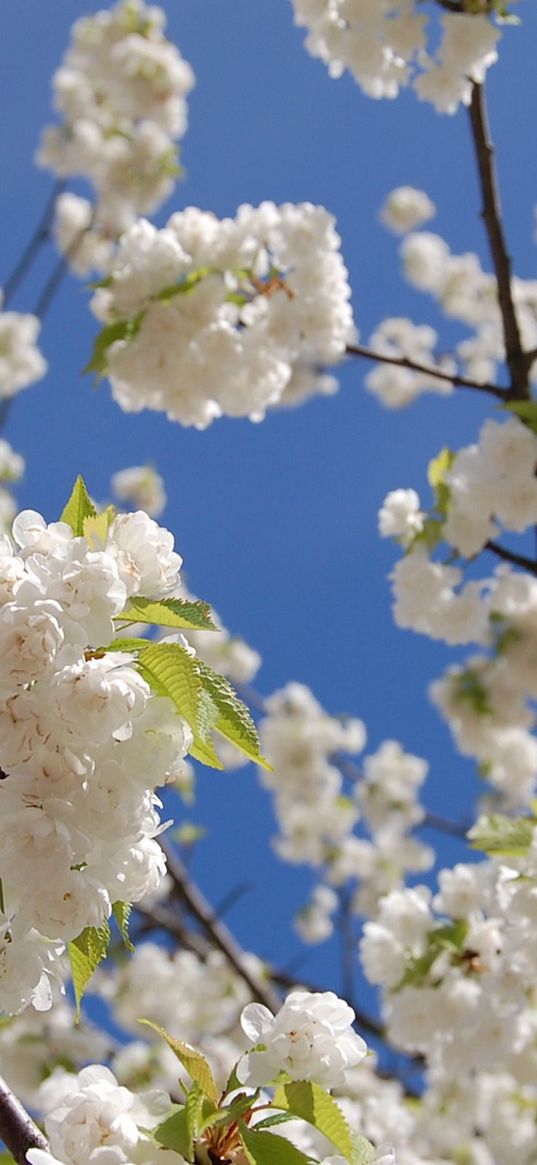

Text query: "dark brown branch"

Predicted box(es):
[486, 539, 537, 575]
[346, 342, 506, 400]
[422, 812, 468, 839]
[2, 180, 65, 309]
[160, 840, 282, 1012]
[0, 1073, 49, 1165]
[34, 214, 96, 322]
[133, 901, 209, 956]
[468, 83, 529, 400]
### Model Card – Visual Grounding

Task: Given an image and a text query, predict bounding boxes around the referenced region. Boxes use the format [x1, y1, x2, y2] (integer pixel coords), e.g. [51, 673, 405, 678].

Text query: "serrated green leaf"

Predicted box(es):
[224, 1064, 242, 1096]
[116, 596, 218, 632]
[83, 315, 143, 379]
[138, 642, 224, 769]
[68, 920, 111, 1019]
[139, 1020, 220, 1104]
[60, 476, 97, 536]
[468, 813, 536, 856]
[197, 660, 270, 769]
[350, 1133, 377, 1165]
[204, 1092, 255, 1132]
[153, 1105, 195, 1161]
[100, 638, 151, 653]
[239, 1124, 314, 1165]
[252, 1113, 296, 1131]
[272, 1081, 355, 1163]
[83, 507, 115, 549]
[112, 901, 134, 952]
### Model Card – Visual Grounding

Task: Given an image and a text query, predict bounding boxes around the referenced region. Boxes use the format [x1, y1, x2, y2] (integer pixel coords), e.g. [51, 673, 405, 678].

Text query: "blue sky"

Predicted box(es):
[1, 1, 537, 995]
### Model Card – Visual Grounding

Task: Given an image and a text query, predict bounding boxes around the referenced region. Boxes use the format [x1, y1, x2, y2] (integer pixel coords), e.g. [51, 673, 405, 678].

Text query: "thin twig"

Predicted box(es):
[161, 840, 282, 1012]
[34, 215, 95, 322]
[133, 901, 209, 956]
[486, 539, 537, 576]
[2, 180, 65, 308]
[422, 812, 468, 840]
[346, 342, 506, 400]
[0, 1073, 49, 1165]
[338, 889, 358, 1011]
[239, 692, 469, 842]
[214, 881, 252, 920]
[468, 83, 529, 400]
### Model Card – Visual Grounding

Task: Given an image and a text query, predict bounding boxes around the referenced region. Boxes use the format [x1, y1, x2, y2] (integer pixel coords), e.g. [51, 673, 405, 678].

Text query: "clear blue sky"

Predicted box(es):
[1, 1, 537, 993]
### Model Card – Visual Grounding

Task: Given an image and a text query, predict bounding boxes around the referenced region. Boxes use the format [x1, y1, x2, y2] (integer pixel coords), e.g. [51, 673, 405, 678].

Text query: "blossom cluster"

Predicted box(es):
[0, 438, 25, 533]
[381, 415, 537, 807]
[27, 1065, 175, 1165]
[101, 942, 257, 1090]
[364, 198, 537, 408]
[89, 203, 355, 426]
[24, 990, 375, 1165]
[0, 312, 47, 400]
[359, 844, 537, 1165]
[38, 0, 195, 269]
[259, 683, 432, 935]
[292, 3, 503, 113]
[0, 504, 192, 1014]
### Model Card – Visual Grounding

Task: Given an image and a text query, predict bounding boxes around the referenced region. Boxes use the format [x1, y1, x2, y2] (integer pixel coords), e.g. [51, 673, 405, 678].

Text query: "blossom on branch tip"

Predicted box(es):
[237, 989, 368, 1088]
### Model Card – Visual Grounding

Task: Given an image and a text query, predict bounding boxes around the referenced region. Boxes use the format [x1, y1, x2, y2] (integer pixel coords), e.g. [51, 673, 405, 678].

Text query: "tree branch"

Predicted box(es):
[346, 342, 506, 400]
[485, 539, 537, 575]
[2, 180, 65, 309]
[468, 83, 529, 400]
[160, 840, 282, 1013]
[0, 1073, 49, 1165]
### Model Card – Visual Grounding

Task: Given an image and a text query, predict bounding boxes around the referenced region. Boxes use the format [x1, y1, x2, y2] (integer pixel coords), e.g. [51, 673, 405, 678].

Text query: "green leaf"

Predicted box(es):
[116, 596, 218, 632]
[431, 919, 468, 953]
[252, 1113, 296, 1131]
[112, 901, 134, 952]
[395, 919, 469, 992]
[154, 267, 212, 303]
[197, 659, 270, 769]
[350, 1134, 378, 1165]
[68, 920, 111, 1019]
[206, 1092, 256, 1132]
[453, 668, 492, 716]
[83, 507, 115, 549]
[100, 637, 151, 653]
[153, 1105, 195, 1161]
[427, 447, 454, 515]
[502, 401, 537, 431]
[60, 476, 97, 536]
[84, 315, 143, 379]
[139, 1020, 220, 1104]
[239, 1124, 314, 1165]
[468, 812, 536, 856]
[138, 642, 224, 769]
[410, 516, 445, 553]
[272, 1081, 355, 1163]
